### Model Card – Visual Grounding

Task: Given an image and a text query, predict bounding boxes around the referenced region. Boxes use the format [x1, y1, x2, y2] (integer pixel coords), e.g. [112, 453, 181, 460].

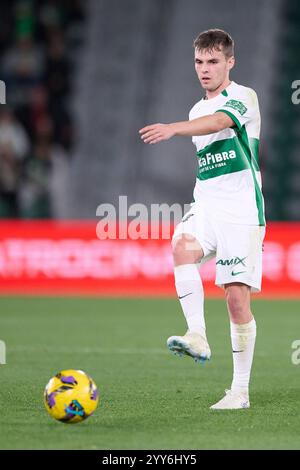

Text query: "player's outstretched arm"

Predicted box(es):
[139, 112, 234, 144]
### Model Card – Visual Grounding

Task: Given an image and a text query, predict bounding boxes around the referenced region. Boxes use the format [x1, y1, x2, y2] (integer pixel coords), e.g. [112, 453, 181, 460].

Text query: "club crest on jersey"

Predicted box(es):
[198, 150, 236, 168]
[223, 99, 247, 115]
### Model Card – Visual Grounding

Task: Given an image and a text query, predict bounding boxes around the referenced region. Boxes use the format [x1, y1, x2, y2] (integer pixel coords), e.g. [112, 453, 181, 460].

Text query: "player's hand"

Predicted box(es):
[139, 123, 175, 144]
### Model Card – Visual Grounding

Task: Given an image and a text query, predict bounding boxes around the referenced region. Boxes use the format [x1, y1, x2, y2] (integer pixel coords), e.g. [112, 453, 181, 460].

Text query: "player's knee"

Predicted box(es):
[225, 286, 250, 322]
[172, 237, 190, 264]
[172, 235, 202, 265]
[227, 296, 244, 320]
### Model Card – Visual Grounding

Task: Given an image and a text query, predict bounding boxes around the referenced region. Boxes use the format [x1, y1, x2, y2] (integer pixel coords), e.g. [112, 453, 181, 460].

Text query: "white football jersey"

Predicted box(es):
[189, 81, 265, 225]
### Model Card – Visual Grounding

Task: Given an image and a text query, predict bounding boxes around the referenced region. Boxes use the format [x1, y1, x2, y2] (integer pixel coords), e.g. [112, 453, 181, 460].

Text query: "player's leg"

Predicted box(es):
[167, 205, 215, 362]
[172, 233, 206, 338]
[167, 233, 211, 362]
[210, 282, 255, 409]
[226, 282, 256, 396]
[210, 224, 265, 409]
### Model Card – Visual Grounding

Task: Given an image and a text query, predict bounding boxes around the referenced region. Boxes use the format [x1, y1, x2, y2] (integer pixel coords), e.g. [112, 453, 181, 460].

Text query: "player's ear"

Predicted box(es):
[227, 56, 235, 70]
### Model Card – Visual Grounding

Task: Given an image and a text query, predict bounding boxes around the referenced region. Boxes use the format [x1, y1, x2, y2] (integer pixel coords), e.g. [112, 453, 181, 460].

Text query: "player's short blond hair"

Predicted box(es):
[193, 29, 234, 59]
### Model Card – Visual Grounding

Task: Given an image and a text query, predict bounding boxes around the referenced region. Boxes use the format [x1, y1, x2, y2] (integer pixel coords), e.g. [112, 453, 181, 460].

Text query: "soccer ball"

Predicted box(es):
[44, 369, 99, 424]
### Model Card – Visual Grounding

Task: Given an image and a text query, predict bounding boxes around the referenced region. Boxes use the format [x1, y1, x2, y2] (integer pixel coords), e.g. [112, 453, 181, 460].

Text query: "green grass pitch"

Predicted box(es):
[0, 296, 300, 449]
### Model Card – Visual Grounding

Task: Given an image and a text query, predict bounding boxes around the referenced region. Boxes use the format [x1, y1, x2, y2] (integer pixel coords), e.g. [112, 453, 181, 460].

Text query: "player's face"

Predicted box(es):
[194, 48, 234, 92]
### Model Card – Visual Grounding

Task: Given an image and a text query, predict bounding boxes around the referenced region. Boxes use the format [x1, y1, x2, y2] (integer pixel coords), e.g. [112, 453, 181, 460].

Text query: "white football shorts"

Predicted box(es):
[172, 203, 266, 293]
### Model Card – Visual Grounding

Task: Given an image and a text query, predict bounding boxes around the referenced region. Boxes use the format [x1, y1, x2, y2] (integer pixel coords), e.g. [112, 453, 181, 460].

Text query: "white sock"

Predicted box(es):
[230, 318, 256, 394]
[174, 264, 206, 339]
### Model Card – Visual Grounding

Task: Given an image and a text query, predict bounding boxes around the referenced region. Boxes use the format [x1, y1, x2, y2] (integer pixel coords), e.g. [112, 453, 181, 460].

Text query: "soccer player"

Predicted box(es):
[139, 29, 265, 410]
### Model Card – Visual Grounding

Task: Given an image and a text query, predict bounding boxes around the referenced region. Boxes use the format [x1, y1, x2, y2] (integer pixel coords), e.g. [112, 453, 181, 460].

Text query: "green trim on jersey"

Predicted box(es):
[234, 126, 265, 226]
[221, 89, 228, 97]
[215, 109, 241, 129]
[249, 138, 259, 171]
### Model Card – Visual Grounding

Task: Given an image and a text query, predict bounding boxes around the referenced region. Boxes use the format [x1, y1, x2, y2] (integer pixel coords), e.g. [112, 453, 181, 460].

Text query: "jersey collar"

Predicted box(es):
[203, 81, 235, 101]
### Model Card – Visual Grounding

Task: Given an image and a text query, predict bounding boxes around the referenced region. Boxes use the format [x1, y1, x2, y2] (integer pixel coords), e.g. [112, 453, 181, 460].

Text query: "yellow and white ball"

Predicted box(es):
[44, 369, 99, 423]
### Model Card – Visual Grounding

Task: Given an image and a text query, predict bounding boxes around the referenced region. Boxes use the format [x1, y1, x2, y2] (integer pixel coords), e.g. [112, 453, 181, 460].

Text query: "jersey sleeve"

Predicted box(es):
[215, 88, 258, 130]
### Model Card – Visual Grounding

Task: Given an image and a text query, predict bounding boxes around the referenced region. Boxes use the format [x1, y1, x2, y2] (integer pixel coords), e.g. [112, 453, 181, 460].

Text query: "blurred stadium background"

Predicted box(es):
[1, 0, 299, 219]
[1, 0, 300, 450]
[0, 0, 299, 297]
